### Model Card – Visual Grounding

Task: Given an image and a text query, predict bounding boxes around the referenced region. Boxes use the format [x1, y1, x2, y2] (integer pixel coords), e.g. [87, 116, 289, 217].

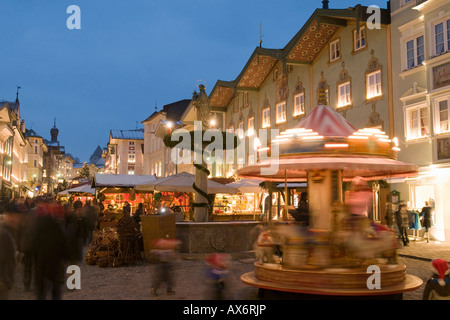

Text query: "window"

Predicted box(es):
[234, 95, 239, 113]
[329, 39, 340, 62]
[435, 98, 450, 134]
[243, 92, 249, 107]
[238, 122, 244, 138]
[338, 82, 351, 108]
[366, 70, 382, 99]
[434, 19, 450, 56]
[294, 93, 305, 116]
[354, 26, 366, 51]
[406, 105, 429, 140]
[34, 146, 38, 154]
[262, 107, 270, 128]
[406, 35, 424, 69]
[276, 102, 286, 124]
[128, 154, 136, 163]
[247, 117, 255, 136]
[34, 160, 37, 167]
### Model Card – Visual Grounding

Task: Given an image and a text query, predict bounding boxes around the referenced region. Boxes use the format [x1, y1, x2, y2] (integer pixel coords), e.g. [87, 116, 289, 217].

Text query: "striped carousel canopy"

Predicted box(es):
[237, 104, 419, 181]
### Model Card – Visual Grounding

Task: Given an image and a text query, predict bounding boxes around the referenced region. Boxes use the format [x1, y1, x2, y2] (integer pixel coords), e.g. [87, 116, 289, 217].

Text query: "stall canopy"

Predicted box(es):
[91, 173, 157, 188]
[225, 179, 264, 193]
[135, 172, 238, 194]
[59, 183, 95, 195]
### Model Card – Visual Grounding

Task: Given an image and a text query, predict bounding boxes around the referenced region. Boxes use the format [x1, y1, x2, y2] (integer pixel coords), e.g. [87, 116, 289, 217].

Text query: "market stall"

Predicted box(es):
[91, 173, 157, 227]
[58, 183, 96, 205]
[212, 179, 264, 221]
[135, 171, 238, 221]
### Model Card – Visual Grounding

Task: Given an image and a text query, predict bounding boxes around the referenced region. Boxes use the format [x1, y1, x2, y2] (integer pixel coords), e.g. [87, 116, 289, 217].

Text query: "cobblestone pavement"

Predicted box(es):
[8, 237, 450, 301]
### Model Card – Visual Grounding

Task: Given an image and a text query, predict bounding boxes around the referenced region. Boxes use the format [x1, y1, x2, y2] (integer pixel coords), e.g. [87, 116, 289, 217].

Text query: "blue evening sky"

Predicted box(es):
[0, 0, 389, 163]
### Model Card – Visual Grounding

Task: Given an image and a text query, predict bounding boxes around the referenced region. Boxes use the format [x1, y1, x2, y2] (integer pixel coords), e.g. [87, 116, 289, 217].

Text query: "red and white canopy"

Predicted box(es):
[237, 105, 418, 181]
[237, 155, 419, 182]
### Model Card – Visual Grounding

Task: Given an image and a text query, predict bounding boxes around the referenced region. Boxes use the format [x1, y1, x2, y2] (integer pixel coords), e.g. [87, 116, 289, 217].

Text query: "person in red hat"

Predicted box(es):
[423, 259, 450, 300]
[204, 253, 231, 299]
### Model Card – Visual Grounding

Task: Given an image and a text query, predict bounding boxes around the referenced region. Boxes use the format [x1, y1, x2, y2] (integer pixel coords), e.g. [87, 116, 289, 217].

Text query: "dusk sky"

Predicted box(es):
[0, 0, 389, 163]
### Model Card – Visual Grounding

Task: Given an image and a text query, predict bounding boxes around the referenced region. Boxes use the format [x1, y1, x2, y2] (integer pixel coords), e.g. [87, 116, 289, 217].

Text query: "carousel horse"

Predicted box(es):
[333, 216, 398, 264]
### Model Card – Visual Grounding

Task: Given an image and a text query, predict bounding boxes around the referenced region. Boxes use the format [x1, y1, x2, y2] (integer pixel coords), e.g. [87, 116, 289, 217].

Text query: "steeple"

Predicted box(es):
[16, 85, 21, 103]
[50, 118, 59, 143]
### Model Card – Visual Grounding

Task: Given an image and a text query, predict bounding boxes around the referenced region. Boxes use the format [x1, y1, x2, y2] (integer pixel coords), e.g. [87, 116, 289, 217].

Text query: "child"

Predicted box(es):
[422, 259, 450, 300]
[204, 253, 231, 300]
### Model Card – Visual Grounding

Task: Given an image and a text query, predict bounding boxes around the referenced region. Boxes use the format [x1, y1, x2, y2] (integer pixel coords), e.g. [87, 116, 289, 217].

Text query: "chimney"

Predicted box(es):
[322, 0, 329, 9]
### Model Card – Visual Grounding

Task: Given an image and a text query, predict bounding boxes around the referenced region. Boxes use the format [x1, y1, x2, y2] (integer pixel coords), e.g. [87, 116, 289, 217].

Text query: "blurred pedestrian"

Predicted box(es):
[18, 203, 36, 292]
[82, 200, 96, 245]
[92, 199, 101, 230]
[423, 259, 450, 300]
[0, 203, 26, 299]
[150, 238, 180, 297]
[32, 204, 69, 300]
[204, 253, 231, 300]
[421, 201, 432, 243]
[123, 201, 131, 216]
[396, 204, 410, 246]
[62, 204, 83, 264]
[132, 203, 145, 223]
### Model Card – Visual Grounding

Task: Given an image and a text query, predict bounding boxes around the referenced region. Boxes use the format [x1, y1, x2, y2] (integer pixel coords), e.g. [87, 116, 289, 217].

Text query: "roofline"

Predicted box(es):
[208, 4, 390, 107]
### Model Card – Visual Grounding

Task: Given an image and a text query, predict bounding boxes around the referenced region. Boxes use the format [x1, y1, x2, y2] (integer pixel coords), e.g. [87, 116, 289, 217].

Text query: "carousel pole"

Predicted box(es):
[284, 169, 288, 221]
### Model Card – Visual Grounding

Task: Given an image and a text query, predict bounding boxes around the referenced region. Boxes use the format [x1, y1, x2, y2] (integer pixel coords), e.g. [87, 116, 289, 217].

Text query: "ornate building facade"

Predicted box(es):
[391, 0, 450, 240]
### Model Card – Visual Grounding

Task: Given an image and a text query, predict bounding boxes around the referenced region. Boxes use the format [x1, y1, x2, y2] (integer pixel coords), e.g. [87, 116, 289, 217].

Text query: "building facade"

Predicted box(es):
[104, 129, 144, 175]
[141, 99, 191, 177]
[25, 128, 48, 197]
[40, 121, 78, 195]
[0, 99, 31, 200]
[391, 0, 450, 240]
[203, 4, 392, 220]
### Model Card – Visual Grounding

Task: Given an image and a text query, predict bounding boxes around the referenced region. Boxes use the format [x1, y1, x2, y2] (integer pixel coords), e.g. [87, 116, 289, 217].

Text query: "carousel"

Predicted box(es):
[238, 103, 423, 299]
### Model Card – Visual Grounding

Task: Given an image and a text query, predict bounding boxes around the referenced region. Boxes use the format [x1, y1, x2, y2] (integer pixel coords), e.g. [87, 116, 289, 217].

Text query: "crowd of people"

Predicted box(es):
[0, 195, 101, 300]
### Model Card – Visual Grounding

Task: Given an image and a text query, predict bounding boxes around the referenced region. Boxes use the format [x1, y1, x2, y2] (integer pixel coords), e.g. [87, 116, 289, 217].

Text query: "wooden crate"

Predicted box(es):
[141, 214, 176, 262]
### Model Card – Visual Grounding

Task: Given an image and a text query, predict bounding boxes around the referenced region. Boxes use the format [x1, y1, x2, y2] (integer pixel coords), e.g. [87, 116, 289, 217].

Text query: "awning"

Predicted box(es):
[91, 173, 157, 188]
[237, 155, 419, 182]
[135, 172, 238, 194]
[225, 179, 264, 193]
[59, 184, 95, 195]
